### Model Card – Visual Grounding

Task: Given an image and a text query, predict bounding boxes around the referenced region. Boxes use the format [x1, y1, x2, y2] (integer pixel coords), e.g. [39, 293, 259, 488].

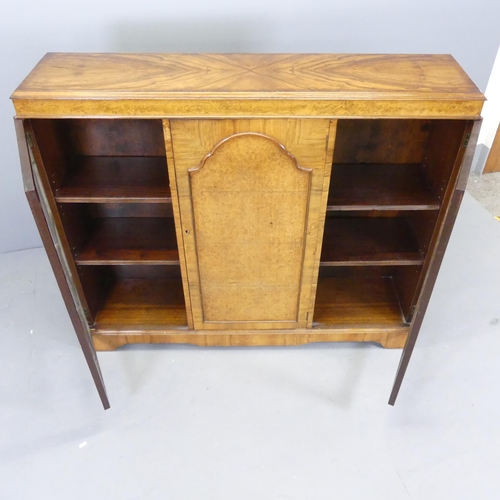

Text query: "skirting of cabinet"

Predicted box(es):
[91, 329, 409, 351]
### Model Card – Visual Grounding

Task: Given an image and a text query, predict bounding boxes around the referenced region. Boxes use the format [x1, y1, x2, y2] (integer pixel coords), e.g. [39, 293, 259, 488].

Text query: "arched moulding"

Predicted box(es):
[187, 131, 313, 327]
[188, 132, 312, 175]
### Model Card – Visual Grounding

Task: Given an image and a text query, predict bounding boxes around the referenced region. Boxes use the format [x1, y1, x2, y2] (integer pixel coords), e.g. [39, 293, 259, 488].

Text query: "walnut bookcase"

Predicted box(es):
[11, 53, 484, 409]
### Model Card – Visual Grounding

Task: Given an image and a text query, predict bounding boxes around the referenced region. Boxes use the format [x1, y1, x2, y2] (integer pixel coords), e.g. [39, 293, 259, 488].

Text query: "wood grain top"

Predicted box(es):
[13, 53, 483, 101]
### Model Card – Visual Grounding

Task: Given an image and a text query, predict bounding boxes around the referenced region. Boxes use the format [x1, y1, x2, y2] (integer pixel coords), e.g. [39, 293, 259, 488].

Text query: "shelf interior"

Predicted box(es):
[313, 269, 407, 328]
[321, 215, 423, 266]
[29, 117, 470, 336]
[77, 266, 188, 331]
[76, 216, 179, 265]
[56, 156, 171, 203]
[29, 118, 169, 203]
[94, 277, 188, 331]
[327, 163, 440, 211]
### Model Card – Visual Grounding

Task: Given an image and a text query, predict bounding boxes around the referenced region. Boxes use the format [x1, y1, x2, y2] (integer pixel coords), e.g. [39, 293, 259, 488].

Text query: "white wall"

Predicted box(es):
[1, 0, 500, 253]
[472, 44, 500, 173]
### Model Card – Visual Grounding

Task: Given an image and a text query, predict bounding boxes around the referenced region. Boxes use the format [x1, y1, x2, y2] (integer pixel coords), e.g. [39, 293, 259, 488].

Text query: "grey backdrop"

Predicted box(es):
[1, 0, 499, 254]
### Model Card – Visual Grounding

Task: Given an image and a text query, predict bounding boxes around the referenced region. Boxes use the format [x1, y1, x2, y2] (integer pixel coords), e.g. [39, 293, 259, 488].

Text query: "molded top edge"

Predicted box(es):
[11, 52, 484, 102]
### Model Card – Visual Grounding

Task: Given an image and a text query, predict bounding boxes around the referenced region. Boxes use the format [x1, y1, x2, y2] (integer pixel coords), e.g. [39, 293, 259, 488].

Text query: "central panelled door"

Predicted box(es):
[165, 119, 335, 330]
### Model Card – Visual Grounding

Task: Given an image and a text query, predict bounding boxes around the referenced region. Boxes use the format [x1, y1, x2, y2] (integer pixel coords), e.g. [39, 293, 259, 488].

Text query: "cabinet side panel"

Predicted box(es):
[29, 119, 70, 190]
[423, 120, 468, 199]
[395, 120, 470, 320]
[28, 120, 94, 321]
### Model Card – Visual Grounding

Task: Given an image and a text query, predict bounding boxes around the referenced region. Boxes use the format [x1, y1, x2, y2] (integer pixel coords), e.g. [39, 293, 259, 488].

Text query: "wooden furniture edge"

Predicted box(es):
[388, 119, 482, 405]
[162, 119, 195, 328]
[15, 118, 110, 410]
[11, 99, 484, 119]
[306, 120, 337, 327]
[11, 53, 484, 102]
[92, 329, 409, 351]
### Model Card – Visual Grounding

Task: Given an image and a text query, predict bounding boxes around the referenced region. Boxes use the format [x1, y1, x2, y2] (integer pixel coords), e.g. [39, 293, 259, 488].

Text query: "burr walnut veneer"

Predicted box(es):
[11, 53, 484, 409]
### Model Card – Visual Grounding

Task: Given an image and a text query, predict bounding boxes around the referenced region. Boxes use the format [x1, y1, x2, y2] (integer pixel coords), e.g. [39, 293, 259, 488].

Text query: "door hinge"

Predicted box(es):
[463, 132, 471, 148]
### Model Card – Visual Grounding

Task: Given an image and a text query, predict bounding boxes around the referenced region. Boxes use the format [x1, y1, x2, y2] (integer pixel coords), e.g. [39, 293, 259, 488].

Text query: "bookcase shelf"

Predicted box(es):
[313, 273, 406, 329]
[75, 217, 179, 265]
[94, 277, 188, 332]
[55, 156, 171, 204]
[320, 216, 424, 266]
[327, 163, 440, 211]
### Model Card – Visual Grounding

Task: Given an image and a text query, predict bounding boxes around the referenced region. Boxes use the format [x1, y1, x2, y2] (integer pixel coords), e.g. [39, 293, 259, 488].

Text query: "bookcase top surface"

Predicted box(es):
[12, 53, 484, 118]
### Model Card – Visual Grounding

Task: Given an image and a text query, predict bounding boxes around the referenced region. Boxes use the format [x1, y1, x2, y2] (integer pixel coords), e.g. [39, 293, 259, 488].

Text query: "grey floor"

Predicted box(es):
[1, 192, 500, 500]
[467, 172, 500, 217]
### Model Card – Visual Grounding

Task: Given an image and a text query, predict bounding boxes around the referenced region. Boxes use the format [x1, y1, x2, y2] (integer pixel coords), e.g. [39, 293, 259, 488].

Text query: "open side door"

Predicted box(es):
[15, 118, 109, 410]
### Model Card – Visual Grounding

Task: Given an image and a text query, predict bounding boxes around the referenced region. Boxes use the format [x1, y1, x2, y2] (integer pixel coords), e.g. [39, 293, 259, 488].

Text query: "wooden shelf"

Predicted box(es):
[56, 156, 171, 203]
[94, 278, 188, 331]
[313, 276, 405, 328]
[321, 217, 424, 266]
[76, 217, 179, 265]
[327, 164, 440, 211]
